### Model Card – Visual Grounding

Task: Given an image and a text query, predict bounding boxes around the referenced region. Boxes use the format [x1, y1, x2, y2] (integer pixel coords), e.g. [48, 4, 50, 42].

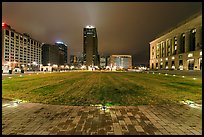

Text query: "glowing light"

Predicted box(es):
[86, 25, 94, 28]
[160, 59, 163, 61]
[81, 65, 86, 69]
[172, 56, 175, 60]
[165, 58, 168, 61]
[70, 66, 74, 69]
[188, 53, 193, 57]
[193, 78, 196, 80]
[56, 41, 64, 44]
[159, 73, 161, 75]
[200, 51, 202, 56]
[173, 75, 176, 76]
[182, 76, 185, 78]
[2, 22, 6, 27]
[33, 62, 37, 65]
[165, 73, 168, 75]
[48, 63, 50, 66]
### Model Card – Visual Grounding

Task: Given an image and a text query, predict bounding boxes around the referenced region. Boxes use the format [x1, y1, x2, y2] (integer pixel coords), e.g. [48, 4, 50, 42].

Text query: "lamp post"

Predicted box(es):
[48, 63, 51, 71]
[33, 62, 37, 73]
[28, 63, 31, 71]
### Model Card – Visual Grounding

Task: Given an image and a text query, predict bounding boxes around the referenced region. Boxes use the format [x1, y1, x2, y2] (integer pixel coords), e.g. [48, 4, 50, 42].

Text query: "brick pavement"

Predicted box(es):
[2, 100, 202, 135]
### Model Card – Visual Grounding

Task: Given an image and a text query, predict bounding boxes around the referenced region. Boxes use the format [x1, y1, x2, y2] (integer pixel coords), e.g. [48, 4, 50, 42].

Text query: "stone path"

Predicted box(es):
[2, 100, 202, 135]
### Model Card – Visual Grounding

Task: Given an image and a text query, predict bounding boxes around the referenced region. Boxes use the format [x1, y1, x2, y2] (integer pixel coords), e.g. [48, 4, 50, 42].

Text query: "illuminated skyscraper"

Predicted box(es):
[55, 42, 68, 65]
[83, 25, 99, 66]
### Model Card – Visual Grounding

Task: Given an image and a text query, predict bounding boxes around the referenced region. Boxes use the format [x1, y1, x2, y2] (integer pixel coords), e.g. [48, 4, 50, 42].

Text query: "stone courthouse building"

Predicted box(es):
[149, 11, 202, 71]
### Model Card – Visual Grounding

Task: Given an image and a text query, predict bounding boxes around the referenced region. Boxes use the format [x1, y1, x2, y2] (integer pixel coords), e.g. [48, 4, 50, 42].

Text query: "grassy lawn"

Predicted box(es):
[2, 72, 202, 106]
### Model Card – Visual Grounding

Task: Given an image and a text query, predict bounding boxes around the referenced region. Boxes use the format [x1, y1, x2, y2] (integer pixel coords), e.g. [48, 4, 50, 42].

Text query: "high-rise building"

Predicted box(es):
[110, 55, 132, 70]
[83, 25, 99, 66]
[55, 42, 68, 65]
[149, 11, 202, 70]
[41, 44, 60, 66]
[2, 23, 42, 73]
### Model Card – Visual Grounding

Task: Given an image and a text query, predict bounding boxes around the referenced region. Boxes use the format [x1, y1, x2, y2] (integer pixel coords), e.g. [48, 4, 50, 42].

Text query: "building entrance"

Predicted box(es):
[188, 59, 194, 70]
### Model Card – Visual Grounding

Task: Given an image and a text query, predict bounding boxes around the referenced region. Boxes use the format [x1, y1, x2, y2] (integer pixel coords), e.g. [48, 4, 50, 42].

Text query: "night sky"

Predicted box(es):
[2, 2, 202, 65]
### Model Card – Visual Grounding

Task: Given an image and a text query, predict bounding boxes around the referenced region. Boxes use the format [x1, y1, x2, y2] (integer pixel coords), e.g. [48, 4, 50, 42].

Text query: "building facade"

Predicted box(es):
[2, 23, 42, 73]
[70, 55, 78, 66]
[41, 44, 61, 66]
[100, 56, 107, 69]
[110, 55, 132, 70]
[55, 42, 68, 65]
[149, 12, 202, 71]
[83, 25, 99, 66]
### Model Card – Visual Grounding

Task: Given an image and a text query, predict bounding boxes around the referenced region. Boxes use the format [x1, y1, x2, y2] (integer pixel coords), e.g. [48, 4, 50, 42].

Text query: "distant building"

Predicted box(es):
[110, 55, 132, 70]
[41, 44, 60, 66]
[149, 11, 202, 70]
[83, 25, 99, 66]
[100, 56, 107, 69]
[55, 42, 68, 65]
[2, 23, 42, 73]
[70, 55, 78, 65]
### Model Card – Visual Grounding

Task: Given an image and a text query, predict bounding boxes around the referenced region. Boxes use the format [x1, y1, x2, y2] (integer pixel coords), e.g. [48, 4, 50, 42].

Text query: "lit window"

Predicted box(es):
[172, 56, 175, 60]
[165, 58, 168, 61]
[160, 59, 162, 61]
[200, 51, 202, 56]
[192, 29, 196, 33]
[188, 53, 193, 57]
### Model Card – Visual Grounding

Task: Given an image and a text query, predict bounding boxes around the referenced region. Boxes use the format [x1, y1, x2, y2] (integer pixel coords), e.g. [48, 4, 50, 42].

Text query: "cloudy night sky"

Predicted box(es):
[2, 2, 202, 65]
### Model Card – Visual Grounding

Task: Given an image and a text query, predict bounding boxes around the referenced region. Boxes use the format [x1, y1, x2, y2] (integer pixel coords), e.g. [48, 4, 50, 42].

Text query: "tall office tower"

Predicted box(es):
[55, 42, 68, 65]
[42, 44, 60, 66]
[83, 25, 99, 66]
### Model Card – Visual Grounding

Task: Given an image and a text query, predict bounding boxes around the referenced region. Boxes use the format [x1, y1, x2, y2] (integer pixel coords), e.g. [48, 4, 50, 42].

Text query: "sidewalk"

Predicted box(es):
[2, 99, 202, 135]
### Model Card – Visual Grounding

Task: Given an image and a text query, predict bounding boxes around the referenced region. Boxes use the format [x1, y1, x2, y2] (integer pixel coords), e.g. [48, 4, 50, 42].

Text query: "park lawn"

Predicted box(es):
[2, 72, 202, 106]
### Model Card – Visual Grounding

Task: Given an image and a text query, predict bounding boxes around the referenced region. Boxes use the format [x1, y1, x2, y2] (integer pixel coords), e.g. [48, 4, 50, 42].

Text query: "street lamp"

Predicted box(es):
[33, 62, 37, 73]
[48, 63, 51, 72]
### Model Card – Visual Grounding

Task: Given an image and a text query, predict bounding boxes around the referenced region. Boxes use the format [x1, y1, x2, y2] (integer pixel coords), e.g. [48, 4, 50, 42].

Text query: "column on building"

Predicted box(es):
[163, 41, 166, 57]
[165, 40, 168, 57]
[171, 37, 175, 55]
[159, 43, 162, 58]
[177, 34, 181, 54]
[168, 39, 172, 57]
[185, 31, 190, 53]
[195, 26, 202, 50]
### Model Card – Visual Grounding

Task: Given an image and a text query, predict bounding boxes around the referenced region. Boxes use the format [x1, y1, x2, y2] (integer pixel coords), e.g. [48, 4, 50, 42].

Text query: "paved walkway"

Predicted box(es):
[2, 100, 202, 135]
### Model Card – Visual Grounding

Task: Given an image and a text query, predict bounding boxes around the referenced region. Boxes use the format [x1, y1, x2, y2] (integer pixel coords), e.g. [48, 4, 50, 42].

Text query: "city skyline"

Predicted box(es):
[2, 2, 202, 65]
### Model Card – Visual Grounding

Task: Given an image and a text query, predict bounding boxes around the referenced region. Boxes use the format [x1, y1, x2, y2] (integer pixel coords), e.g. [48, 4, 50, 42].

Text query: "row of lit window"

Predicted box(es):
[5, 30, 41, 45]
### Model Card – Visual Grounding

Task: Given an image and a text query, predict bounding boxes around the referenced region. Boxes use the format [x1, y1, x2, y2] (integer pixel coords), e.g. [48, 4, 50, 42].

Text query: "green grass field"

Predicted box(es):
[2, 72, 202, 106]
